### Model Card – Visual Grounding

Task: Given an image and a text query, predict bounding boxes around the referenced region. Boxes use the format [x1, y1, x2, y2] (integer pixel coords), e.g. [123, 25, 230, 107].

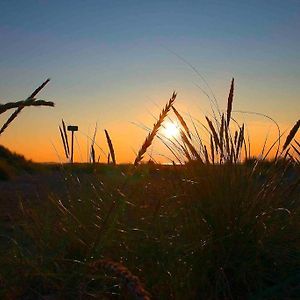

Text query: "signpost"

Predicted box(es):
[67, 125, 78, 163]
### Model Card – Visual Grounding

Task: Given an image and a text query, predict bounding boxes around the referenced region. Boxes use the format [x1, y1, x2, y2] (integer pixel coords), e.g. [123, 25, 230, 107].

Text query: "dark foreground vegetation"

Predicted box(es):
[0, 79, 299, 299]
[0, 160, 299, 299]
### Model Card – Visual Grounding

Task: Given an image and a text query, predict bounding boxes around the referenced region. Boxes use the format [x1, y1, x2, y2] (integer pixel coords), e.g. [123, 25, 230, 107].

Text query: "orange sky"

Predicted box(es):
[0, 82, 298, 164]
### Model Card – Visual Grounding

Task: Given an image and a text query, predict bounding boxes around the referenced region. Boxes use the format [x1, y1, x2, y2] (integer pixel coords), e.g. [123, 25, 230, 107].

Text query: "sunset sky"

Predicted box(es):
[0, 1, 299, 163]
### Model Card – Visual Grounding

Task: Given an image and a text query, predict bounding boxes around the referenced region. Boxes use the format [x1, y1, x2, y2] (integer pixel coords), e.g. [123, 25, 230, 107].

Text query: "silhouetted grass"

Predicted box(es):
[0, 145, 34, 180]
[0, 78, 53, 135]
[0, 79, 299, 299]
[0, 161, 298, 299]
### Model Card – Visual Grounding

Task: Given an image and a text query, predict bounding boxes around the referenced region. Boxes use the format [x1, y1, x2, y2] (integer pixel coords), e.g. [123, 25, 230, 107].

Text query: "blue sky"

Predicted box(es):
[0, 0, 299, 162]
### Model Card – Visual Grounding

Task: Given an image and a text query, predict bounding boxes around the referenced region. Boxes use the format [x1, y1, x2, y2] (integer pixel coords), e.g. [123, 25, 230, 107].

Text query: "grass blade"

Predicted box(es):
[172, 106, 191, 139]
[226, 78, 234, 127]
[62, 119, 70, 156]
[105, 129, 116, 165]
[59, 126, 69, 159]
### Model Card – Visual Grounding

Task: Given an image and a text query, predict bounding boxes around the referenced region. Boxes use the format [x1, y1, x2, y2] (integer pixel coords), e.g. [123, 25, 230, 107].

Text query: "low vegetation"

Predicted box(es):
[0, 145, 34, 180]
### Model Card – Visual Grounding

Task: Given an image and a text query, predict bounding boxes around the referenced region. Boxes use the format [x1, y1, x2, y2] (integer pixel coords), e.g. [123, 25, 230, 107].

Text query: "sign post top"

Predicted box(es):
[67, 125, 78, 132]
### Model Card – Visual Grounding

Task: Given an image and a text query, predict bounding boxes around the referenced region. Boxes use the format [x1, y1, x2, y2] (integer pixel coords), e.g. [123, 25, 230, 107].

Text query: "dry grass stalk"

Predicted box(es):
[90, 144, 95, 163]
[260, 132, 270, 158]
[283, 148, 291, 160]
[156, 135, 182, 164]
[234, 130, 238, 146]
[226, 78, 234, 127]
[0, 78, 50, 135]
[134, 92, 177, 165]
[291, 140, 300, 163]
[59, 126, 69, 159]
[90, 124, 98, 163]
[219, 114, 225, 154]
[230, 138, 236, 163]
[104, 129, 116, 165]
[236, 124, 244, 160]
[0, 99, 54, 114]
[172, 106, 191, 139]
[210, 134, 215, 164]
[62, 119, 70, 155]
[180, 129, 203, 162]
[204, 145, 209, 164]
[59, 119, 70, 159]
[205, 116, 220, 150]
[282, 120, 300, 152]
[29, 78, 51, 98]
[190, 115, 205, 153]
[224, 120, 230, 158]
[90, 259, 151, 300]
[180, 143, 192, 161]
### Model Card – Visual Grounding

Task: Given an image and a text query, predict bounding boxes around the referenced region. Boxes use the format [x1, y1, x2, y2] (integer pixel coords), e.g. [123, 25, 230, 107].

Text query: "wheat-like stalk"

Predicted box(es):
[226, 78, 234, 127]
[282, 120, 300, 152]
[90, 259, 151, 300]
[0, 78, 51, 135]
[134, 92, 177, 165]
[104, 129, 116, 165]
[0, 99, 54, 114]
[29, 78, 51, 98]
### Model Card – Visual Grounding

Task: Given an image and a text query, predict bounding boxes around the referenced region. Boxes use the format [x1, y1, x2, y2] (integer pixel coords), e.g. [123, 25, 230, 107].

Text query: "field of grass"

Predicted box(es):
[0, 161, 299, 299]
[0, 79, 299, 299]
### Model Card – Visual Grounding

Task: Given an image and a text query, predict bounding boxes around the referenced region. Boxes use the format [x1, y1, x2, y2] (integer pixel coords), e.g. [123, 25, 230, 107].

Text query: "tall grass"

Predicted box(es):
[0, 79, 299, 299]
[6, 159, 297, 299]
[154, 79, 299, 166]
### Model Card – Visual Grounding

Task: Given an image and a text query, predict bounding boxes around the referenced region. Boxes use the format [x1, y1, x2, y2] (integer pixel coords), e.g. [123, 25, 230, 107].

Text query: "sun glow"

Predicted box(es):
[163, 121, 180, 139]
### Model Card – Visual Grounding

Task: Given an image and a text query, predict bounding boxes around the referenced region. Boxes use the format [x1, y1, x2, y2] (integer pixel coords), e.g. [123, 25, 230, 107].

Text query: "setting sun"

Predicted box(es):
[162, 121, 180, 139]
